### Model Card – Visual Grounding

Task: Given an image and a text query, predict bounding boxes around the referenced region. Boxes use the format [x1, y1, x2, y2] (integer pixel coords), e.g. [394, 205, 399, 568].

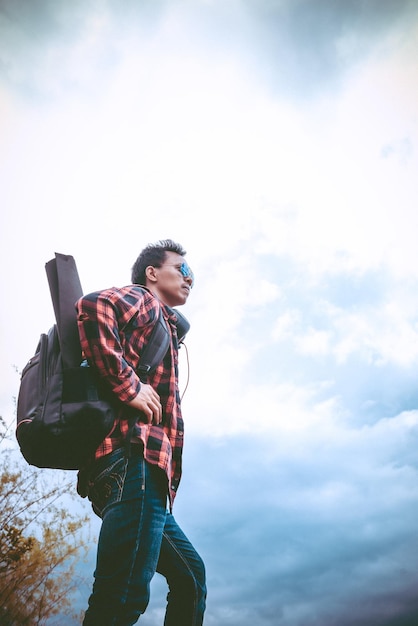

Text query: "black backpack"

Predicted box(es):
[16, 253, 189, 471]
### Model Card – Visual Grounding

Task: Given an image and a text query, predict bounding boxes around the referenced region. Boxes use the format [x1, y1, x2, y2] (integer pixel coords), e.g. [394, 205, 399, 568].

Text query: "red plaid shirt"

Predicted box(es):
[76, 285, 184, 504]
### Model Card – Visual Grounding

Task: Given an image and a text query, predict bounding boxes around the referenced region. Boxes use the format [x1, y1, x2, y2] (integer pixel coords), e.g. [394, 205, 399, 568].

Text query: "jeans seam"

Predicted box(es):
[162, 530, 199, 626]
[121, 456, 146, 614]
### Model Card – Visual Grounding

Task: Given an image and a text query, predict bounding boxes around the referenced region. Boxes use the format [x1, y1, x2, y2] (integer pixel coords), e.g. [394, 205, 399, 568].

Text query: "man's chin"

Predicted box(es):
[177, 294, 189, 306]
[165, 294, 188, 308]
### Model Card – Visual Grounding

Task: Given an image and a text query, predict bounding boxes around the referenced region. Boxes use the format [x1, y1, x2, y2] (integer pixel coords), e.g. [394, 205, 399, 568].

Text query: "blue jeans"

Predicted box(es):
[82, 447, 206, 626]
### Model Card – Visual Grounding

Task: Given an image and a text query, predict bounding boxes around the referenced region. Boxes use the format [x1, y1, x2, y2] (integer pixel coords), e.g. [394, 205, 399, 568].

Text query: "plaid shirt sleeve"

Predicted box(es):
[76, 286, 158, 403]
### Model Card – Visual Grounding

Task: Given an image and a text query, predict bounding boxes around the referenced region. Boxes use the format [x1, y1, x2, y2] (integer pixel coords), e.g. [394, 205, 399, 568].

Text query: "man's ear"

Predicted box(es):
[145, 265, 158, 285]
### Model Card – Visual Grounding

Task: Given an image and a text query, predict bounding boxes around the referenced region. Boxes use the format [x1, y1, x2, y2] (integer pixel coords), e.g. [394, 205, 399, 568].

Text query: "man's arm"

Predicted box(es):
[76, 289, 162, 425]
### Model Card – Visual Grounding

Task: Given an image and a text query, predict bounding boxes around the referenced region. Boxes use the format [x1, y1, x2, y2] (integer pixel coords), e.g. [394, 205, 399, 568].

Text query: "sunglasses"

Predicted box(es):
[165, 262, 195, 287]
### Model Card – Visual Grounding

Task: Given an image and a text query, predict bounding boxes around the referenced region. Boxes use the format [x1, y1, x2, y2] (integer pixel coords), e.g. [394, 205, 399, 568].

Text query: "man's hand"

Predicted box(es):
[126, 384, 162, 425]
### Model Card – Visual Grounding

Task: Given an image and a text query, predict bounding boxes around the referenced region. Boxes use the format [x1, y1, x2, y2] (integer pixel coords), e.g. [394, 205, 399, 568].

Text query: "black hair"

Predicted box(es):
[131, 239, 187, 285]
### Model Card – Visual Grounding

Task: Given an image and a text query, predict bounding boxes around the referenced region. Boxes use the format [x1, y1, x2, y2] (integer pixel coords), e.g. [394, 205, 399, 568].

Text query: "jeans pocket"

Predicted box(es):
[87, 449, 128, 518]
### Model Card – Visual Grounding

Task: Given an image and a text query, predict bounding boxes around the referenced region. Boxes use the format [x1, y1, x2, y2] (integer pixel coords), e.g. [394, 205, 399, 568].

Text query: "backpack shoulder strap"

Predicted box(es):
[136, 302, 191, 378]
[137, 306, 169, 378]
[45, 253, 83, 369]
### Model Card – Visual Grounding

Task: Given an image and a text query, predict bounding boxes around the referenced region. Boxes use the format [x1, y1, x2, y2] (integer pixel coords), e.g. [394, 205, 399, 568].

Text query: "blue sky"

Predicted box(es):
[1, 1, 418, 624]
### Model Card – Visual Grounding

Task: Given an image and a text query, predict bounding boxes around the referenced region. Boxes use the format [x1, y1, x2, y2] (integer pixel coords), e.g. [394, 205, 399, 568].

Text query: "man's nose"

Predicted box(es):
[183, 273, 194, 288]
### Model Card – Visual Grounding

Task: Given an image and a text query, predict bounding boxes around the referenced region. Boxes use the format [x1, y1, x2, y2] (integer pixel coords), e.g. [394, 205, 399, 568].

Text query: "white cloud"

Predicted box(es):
[294, 327, 331, 356]
[272, 310, 299, 342]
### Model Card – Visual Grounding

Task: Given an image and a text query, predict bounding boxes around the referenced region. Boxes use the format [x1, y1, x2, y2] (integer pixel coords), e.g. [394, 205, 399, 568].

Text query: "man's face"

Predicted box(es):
[147, 251, 194, 307]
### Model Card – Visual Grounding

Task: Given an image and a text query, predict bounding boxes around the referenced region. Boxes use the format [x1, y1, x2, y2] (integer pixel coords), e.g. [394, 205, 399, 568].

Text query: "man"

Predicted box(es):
[76, 239, 206, 625]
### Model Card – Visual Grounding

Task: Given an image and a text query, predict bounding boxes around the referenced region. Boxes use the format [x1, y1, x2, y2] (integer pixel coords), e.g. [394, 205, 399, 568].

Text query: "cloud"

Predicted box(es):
[270, 272, 418, 368]
[238, 0, 418, 96]
[171, 409, 418, 625]
[2, 0, 418, 101]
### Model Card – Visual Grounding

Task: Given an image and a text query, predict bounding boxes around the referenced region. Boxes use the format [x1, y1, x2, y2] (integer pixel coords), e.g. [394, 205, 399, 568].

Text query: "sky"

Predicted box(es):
[1, 0, 418, 624]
